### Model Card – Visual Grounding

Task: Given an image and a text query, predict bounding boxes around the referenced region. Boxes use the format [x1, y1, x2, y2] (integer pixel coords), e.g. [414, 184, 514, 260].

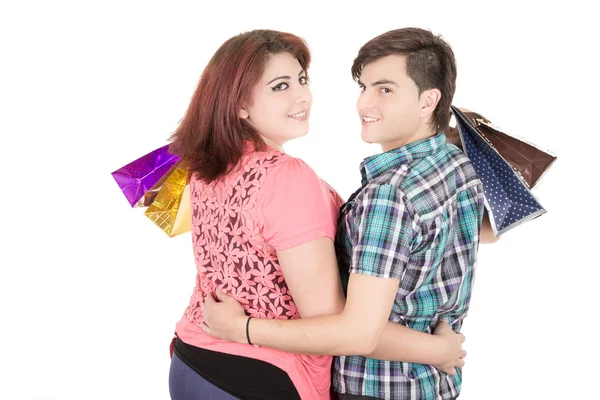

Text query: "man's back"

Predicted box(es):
[334, 133, 485, 399]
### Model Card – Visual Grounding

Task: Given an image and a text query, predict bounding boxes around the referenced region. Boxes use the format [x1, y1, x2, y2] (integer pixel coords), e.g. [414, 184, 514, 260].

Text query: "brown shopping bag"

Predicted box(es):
[447, 107, 556, 188]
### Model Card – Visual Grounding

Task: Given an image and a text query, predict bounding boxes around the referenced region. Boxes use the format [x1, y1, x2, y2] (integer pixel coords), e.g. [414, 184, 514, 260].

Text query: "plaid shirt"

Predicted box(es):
[333, 133, 485, 400]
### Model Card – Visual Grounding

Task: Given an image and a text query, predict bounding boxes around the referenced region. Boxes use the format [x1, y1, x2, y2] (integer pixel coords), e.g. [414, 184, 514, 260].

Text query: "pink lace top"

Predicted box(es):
[175, 143, 343, 400]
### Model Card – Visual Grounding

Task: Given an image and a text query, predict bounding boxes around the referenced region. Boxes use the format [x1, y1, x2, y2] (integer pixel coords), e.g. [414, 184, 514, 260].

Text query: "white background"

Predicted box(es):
[1, 1, 597, 399]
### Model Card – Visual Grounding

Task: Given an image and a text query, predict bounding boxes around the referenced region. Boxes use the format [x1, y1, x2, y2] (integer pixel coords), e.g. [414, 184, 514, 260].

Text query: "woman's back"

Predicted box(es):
[175, 142, 342, 400]
[186, 144, 303, 323]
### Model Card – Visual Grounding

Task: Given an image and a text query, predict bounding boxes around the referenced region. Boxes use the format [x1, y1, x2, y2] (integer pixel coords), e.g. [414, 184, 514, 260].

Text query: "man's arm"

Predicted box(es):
[204, 272, 464, 373]
[207, 185, 406, 355]
[201, 185, 465, 372]
[206, 273, 402, 356]
[203, 275, 464, 373]
[480, 211, 500, 244]
[446, 130, 500, 245]
[368, 318, 463, 367]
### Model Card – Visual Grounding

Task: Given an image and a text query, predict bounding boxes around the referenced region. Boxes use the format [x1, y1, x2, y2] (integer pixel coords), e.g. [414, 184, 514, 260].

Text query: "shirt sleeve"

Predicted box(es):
[257, 157, 340, 250]
[350, 184, 420, 280]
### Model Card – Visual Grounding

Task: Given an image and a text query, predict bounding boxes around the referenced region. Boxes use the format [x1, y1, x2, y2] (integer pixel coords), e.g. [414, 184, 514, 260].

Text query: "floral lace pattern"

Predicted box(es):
[183, 152, 301, 326]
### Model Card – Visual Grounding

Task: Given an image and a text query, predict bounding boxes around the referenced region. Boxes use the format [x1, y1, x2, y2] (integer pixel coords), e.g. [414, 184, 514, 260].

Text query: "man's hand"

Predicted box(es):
[200, 292, 248, 344]
[432, 320, 466, 375]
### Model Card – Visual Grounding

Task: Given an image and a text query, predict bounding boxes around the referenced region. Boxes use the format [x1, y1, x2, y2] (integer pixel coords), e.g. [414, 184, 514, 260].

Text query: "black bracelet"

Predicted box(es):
[246, 316, 254, 345]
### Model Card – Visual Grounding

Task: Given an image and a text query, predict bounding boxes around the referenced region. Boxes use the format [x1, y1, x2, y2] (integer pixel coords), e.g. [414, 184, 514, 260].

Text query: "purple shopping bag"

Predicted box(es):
[111, 144, 180, 207]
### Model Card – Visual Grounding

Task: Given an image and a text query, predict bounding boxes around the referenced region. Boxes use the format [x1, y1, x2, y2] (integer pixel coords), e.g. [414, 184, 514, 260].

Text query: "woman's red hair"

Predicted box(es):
[169, 30, 311, 183]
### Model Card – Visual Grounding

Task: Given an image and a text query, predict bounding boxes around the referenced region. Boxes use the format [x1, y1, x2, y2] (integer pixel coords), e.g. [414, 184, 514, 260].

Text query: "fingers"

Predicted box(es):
[450, 355, 466, 372]
[445, 358, 465, 375]
[200, 298, 211, 323]
[433, 319, 450, 335]
[199, 322, 211, 335]
[222, 292, 236, 304]
[212, 291, 237, 305]
[200, 309, 209, 326]
[215, 291, 225, 301]
[436, 319, 449, 327]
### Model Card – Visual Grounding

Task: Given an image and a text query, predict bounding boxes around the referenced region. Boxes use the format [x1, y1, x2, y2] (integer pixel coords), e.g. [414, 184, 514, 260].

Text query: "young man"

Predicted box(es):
[201, 28, 486, 399]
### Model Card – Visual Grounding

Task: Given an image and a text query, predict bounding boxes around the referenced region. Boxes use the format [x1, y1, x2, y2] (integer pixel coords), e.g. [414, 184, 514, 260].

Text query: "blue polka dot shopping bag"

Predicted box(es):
[450, 106, 557, 236]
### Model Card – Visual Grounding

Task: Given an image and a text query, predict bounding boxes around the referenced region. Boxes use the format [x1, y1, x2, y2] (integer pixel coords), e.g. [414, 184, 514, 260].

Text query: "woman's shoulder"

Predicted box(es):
[261, 154, 343, 205]
[261, 153, 321, 184]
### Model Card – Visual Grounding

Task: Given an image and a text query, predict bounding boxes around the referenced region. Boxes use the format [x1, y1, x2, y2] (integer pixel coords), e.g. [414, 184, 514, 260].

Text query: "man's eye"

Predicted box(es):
[381, 87, 392, 94]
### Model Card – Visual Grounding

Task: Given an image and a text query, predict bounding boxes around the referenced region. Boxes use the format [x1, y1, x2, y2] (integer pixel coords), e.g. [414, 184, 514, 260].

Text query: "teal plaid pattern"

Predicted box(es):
[333, 133, 485, 400]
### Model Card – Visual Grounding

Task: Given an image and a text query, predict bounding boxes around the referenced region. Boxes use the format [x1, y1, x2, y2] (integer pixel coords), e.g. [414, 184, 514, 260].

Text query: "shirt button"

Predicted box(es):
[401, 165, 408, 171]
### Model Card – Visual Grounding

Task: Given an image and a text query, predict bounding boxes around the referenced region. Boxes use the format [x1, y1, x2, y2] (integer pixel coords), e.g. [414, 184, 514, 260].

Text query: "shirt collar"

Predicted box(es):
[360, 133, 447, 185]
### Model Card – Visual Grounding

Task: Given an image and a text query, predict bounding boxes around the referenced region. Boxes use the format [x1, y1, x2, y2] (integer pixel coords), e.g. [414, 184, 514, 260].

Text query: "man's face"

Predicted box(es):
[356, 55, 430, 151]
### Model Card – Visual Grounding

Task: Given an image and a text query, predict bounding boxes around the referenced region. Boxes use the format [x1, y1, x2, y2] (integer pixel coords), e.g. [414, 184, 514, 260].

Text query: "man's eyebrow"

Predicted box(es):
[372, 79, 399, 87]
[357, 79, 399, 87]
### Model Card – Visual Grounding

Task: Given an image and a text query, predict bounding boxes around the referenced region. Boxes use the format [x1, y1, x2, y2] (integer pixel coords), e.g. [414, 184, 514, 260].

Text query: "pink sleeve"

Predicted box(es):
[257, 157, 341, 250]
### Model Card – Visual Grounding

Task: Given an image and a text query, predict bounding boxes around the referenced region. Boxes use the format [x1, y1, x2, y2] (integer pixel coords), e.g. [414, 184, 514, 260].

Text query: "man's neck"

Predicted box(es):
[380, 129, 437, 153]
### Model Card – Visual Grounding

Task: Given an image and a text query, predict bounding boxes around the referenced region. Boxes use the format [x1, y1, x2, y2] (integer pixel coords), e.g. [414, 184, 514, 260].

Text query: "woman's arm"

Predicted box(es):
[275, 237, 345, 318]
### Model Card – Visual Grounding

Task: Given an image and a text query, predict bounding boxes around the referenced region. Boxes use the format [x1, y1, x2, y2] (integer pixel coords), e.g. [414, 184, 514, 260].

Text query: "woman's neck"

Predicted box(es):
[260, 135, 284, 153]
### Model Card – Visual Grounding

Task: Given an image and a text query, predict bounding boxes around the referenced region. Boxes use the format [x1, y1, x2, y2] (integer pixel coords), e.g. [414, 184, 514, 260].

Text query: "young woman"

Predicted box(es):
[167, 29, 467, 400]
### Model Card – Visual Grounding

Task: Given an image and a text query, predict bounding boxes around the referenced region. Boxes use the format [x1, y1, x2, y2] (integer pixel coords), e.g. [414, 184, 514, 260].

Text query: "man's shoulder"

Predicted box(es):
[395, 143, 481, 216]
[416, 142, 480, 187]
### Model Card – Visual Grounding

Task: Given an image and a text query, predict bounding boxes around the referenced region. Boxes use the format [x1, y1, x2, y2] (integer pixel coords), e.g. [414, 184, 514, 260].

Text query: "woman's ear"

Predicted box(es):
[238, 107, 249, 119]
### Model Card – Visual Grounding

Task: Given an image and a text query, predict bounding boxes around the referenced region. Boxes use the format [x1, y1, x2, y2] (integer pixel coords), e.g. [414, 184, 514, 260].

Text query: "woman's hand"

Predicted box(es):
[200, 292, 249, 344]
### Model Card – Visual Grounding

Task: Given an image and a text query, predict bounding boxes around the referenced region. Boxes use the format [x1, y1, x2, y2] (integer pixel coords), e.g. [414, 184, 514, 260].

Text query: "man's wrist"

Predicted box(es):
[240, 315, 252, 344]
[431, 335, 447, 365]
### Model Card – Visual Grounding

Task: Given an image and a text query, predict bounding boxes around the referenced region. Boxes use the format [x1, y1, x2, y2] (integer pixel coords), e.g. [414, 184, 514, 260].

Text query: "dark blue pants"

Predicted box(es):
[169, 353, 239, 400]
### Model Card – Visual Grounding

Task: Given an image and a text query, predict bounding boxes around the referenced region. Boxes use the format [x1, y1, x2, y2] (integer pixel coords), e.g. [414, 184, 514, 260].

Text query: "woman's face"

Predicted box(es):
[240, 52, 312, 149]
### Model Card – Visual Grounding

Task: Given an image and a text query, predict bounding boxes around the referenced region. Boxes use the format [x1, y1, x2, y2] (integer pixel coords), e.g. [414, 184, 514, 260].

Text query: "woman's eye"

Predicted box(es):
[299, 76, 309, 85]
[272, 82, 289, 91]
